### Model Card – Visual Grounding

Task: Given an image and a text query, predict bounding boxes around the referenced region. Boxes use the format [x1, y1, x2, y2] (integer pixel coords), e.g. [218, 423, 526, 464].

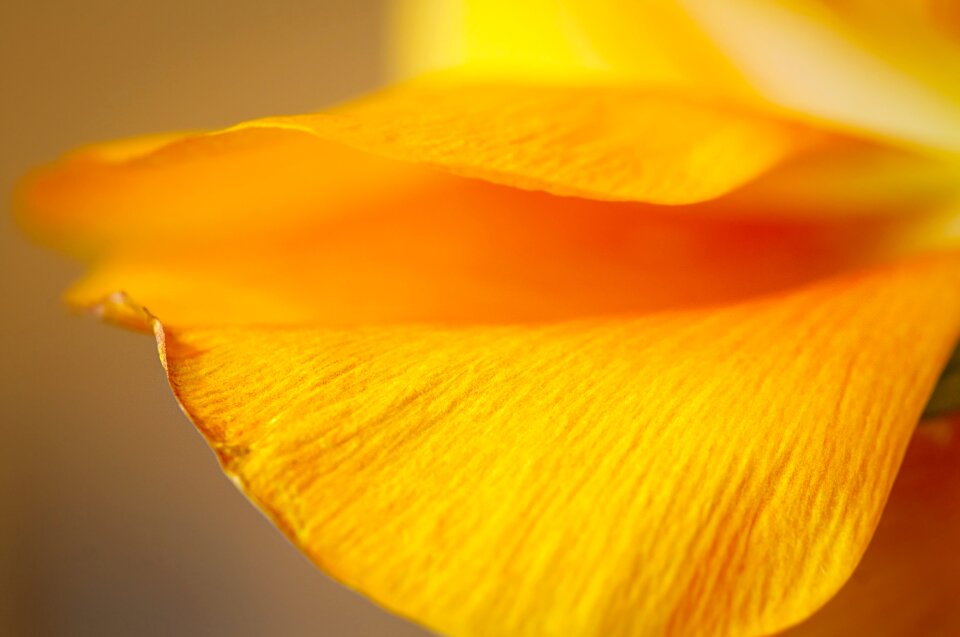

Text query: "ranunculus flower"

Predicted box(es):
[15, 1, 960, 635]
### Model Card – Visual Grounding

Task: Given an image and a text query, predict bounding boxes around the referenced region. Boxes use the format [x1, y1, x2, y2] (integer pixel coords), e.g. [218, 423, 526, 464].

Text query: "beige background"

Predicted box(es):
[1, 1, 429, 634]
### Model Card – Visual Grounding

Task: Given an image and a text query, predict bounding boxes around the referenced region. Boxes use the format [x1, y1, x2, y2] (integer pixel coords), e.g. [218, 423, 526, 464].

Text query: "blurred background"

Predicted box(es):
[0, 1, 429, 634]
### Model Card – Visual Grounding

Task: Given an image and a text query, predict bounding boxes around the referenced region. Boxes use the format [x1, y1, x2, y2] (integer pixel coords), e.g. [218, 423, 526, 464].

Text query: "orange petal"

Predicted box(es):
[61, 167, 944, 328]
[780, 417, 960, 636]
[133, 251, 960, 636]
[15, 76, 827, 257]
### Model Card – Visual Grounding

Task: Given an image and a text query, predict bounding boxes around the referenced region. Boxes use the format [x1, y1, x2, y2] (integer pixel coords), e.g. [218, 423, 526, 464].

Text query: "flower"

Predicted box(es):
[14, 1, 960, 635]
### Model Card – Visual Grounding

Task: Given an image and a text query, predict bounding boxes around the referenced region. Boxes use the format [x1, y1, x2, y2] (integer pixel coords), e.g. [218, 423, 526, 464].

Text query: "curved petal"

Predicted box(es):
[60, 171, 947, 328]
[125, 251, 960, 637]
[779, 417, 960, 637]
[15, 76, 828, 257]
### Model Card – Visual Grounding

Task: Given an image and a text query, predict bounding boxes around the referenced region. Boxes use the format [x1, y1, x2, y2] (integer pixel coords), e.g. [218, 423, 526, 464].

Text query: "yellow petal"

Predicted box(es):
[15, 76, 826, 257]
[391, 1, 960, 151]
[133, 251, 960, 636]
[780, 417, 960, 637]
[390, 0, 753, 98]
[683, 0, 960, 151]
[260, 78, 818, 204]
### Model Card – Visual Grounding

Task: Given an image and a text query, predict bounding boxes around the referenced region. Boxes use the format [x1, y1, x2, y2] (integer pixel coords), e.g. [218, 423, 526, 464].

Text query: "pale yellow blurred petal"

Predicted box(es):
[389, 0, 755, 93]
[390, 0, 468, 78]
[683, 0, 960, 151]
[392, 0, 960, 150]
[392, 0, 604, 79]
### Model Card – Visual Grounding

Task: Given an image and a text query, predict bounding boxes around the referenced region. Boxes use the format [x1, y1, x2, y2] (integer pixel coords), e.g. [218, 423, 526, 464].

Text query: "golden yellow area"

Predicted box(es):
[133, 252, 960, 637]
[390, 0, 754, 93]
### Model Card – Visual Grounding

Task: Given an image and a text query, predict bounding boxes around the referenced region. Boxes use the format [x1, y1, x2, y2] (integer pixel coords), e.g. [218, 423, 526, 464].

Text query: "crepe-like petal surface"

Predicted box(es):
[118, 252, 960, 637]
[781, 418, 960, 636]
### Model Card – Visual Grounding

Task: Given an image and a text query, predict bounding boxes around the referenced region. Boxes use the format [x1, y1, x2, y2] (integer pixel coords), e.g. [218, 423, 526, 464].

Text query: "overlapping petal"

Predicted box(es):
[683, 0, 960, 151]
[17, 77, 830, 260]
[391, 0, 752, 95]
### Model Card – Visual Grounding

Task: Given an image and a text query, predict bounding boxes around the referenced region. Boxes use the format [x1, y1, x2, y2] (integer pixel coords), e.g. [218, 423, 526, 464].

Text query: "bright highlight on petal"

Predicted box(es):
[136, 252, 960, 637]
[683, 0, 960, 151]
[391, 0, 753, 97]
[393, 1, 960, 151]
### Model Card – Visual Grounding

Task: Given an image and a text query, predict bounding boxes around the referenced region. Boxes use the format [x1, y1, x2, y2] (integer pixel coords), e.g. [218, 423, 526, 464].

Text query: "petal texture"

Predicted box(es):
[256, 79, 819, 204]
[140, 252, 960, 637]
[781, 418, 960, 637]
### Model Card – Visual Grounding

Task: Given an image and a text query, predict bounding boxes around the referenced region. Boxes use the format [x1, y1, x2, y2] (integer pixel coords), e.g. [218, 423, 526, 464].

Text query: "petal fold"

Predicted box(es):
[62, 179, 935, 328]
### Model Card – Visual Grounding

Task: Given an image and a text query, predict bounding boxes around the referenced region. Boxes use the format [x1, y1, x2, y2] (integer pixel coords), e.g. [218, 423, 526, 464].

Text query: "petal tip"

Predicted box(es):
[80, 290, 156, 333]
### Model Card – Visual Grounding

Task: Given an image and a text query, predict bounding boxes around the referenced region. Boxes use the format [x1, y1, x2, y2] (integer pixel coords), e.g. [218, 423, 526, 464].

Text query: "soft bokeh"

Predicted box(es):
[0, 1, 428, 635]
